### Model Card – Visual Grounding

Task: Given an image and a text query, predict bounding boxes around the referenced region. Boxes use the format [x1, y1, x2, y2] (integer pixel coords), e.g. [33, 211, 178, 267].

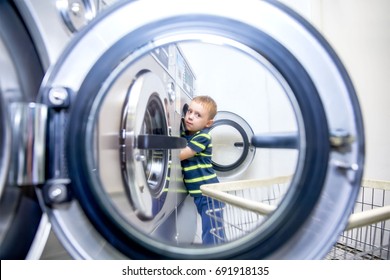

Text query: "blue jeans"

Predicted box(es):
[193, 195, 225, 245]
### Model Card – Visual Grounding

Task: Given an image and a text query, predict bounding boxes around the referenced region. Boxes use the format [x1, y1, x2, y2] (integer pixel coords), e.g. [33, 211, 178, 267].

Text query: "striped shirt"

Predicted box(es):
[181, 128, 219, 197]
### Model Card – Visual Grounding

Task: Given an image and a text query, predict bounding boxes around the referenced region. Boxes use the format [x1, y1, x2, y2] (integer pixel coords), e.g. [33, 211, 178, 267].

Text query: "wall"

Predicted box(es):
[278, 0, 390, 181]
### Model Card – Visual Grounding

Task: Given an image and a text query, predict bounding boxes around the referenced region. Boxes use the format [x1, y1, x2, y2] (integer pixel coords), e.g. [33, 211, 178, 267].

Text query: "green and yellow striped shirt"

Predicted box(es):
[181, 128, 219, 197]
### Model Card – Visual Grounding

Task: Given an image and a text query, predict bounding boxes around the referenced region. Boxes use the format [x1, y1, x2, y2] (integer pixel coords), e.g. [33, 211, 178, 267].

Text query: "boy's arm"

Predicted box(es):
[180, 146, 196, 161]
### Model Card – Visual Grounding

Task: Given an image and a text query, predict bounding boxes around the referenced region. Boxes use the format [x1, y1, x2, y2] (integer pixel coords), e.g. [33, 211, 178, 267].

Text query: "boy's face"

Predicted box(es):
[184, 100, 213, 133]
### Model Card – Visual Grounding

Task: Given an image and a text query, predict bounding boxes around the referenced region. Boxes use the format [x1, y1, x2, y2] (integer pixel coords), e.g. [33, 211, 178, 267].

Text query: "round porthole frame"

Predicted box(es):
[210, 111, 256, 177]
[37, 0, 364, 260]
[64, 18, 329, 259]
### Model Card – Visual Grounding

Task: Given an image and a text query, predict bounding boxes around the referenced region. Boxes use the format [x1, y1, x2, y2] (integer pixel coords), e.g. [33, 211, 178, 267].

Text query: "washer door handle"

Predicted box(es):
[251, 132, 298, 149]
[136, 134, 187, 150]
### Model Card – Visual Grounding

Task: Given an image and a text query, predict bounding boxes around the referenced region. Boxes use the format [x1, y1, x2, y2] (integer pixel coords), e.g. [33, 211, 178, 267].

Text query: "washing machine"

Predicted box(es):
[0, 0, 106, 259]
[87, 43, 198, 245]
[0, 0, 57, 259]
[0, 0, 364, 259]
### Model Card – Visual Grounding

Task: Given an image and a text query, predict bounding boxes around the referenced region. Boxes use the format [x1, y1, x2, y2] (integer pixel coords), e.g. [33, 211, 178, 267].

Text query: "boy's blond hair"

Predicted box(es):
[192, 95, 218, 120]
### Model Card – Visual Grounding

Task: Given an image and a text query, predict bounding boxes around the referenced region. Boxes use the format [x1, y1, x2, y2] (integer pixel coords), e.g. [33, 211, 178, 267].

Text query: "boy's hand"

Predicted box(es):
[180, 146, 196, 161]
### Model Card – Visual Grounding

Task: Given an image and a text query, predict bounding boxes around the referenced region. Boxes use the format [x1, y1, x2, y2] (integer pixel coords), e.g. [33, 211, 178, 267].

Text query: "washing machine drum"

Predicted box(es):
[2, 0, 364, 259]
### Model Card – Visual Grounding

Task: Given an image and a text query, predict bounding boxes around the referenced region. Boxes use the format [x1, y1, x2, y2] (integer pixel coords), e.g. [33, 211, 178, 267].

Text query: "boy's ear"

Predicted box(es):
[205, 119, 214, 128]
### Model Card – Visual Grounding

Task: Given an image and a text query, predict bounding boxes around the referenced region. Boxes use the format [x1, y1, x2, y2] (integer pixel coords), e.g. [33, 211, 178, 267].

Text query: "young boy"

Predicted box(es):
[180, 95, 224, 245]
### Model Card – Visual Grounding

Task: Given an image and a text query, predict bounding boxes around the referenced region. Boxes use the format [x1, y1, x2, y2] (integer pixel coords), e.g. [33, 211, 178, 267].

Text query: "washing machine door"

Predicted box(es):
[210, 111, 301, 178]
[0, 1, 47, 259]
[35, 0, 364, 259]
[210, 111, 256, 178]
[119, 70, 183, 220]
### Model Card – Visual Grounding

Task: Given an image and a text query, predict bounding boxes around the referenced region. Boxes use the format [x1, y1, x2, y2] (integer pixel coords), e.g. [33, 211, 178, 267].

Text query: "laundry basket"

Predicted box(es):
[201, 176, 291, 243]
[325, 179, 390, 260]
[201, 177, 390, 259]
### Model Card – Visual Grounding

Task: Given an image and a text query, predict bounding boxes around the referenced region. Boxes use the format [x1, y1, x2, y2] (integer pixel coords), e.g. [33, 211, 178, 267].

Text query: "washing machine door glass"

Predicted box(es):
[37, 0, 364, 260]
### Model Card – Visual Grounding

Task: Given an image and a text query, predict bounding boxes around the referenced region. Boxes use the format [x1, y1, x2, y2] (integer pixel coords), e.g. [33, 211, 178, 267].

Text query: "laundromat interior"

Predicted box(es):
[0, 0, 389, 260]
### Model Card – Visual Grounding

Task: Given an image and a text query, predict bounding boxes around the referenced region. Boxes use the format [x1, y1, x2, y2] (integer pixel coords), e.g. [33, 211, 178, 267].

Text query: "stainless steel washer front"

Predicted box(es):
[0, 0, 46, 259]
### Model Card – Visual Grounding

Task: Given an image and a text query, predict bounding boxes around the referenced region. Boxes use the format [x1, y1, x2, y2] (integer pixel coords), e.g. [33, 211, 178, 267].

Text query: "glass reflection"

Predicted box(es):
[212, 124, 245, 167]
[94, 41, 301, 247]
